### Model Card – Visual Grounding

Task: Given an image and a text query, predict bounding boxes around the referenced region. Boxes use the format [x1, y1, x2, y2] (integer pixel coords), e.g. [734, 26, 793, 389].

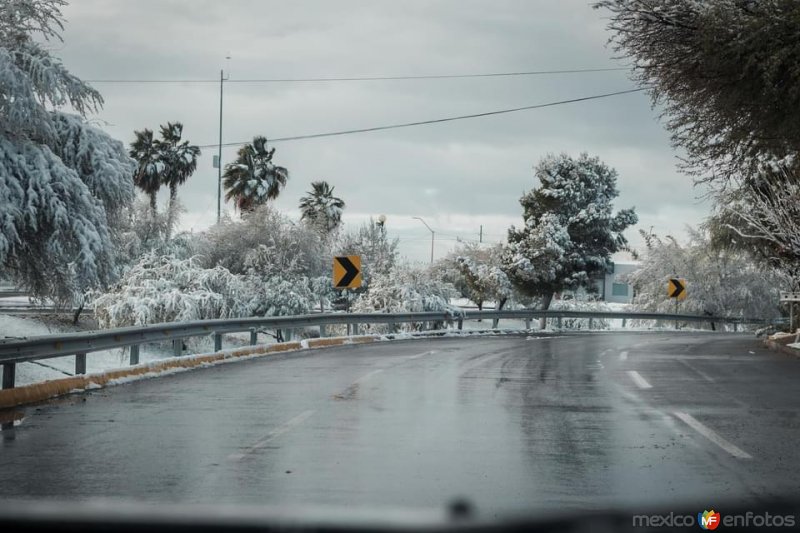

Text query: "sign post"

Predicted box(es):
[667, 278, 687, 330]
[779, 292, 800, 332]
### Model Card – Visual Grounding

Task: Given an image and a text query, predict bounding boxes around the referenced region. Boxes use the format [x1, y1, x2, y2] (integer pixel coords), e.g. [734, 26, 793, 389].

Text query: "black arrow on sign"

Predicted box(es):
[335, 256, 359, 288]
[669, 278, 685, 298]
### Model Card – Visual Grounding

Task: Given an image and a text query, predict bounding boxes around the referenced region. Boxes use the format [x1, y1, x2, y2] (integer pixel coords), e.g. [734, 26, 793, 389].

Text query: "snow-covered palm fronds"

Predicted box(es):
[223, 136, 288, 212]
[299, 181, 345, 234]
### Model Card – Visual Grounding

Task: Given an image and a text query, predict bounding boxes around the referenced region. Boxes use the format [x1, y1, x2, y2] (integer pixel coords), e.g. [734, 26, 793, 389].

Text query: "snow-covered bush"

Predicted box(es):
[625, 227, 787, 321]
[0, 1, 135, 307]
[353, 264, 462, 332]
[199, 205, 328, 279]
[549, 297, 612, 330]
[111, 196, 198, 271]
[93, 254, 251, 328]
[245, 275, 316, 317]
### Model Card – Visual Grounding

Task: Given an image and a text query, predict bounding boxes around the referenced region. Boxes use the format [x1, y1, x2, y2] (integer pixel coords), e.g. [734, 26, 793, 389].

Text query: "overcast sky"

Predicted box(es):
[56, 0, 710, 263]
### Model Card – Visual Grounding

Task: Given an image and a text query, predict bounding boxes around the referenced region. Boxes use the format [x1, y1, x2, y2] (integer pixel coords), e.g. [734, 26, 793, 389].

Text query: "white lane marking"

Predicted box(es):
[673, 411, 752, 459]
[679, 359, 715, 383]
[627, 370, 652, 389]
[619, 351, 628, 361]
[228, 410, 315, 461]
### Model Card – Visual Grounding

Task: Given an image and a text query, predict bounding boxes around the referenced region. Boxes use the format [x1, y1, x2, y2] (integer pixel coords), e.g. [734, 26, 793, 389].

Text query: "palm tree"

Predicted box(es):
[129, 129, 162, 212]
[223, 136, 288, 212]
[299, 181, 346, 233]
[157, 122, 200, 237]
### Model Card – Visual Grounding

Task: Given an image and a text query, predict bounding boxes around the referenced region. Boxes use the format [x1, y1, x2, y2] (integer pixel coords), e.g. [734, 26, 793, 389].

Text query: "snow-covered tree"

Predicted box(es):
[199, 204, 328, 279]
[223, 136, 288, 212]
[436, 243, 512, 310]
[336, 219, 398, 290]
[595, 0, 800, 184]
[502, 153, 637, 310]
[299, 181, 345, 235]
[624, 227, 787, 323]
[0, 0, 135, 307]
[707, 164, 800, 291]
[111, 195, 196, 271]
[129, 129, 161, 212]
[129, 122, 199, 237]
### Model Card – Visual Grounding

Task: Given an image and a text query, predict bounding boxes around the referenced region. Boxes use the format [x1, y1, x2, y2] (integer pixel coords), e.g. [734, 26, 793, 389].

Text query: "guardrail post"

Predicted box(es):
[525, 318, 531, 330]
[557, 316, 562, 330]
[352, 323, 359, 336]
[589, 318, 594, 330]
[213, 333, 222, 351]
[2, 363, 15, 389]
[172, 339, 182, 357]
[319, 324, 327, 338]
[249, 328, 257, 346]
[492, 318, 499, 329]
[733, 322, 738, 333]
[75, 352, 86, 375]
[129, 344, 140, 365]
[457, 318, 463, 330]
[622, 318, 626, 328]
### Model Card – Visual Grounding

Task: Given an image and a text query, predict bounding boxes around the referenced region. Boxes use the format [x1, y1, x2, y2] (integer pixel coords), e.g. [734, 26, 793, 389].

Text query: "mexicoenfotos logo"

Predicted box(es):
[698, 510, 721, 530]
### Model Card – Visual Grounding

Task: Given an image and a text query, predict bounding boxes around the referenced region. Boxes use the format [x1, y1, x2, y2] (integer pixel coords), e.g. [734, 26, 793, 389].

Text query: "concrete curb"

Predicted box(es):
[0, 329, 530, 410]
[0, 336, 386, 410]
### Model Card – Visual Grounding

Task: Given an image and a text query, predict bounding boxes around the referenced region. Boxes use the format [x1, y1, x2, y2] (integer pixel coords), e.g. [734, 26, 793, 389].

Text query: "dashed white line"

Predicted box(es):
[228, 410, 315, 461]
[627, 370, 652, 389]
[619, 351, 628, 361]
[673, 411, 752, 459]
[679, 359, 715, 383]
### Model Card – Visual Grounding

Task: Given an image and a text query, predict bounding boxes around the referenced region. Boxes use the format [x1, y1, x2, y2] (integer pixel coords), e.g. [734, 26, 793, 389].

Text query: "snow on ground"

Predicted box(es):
[0, 314, 284, 387]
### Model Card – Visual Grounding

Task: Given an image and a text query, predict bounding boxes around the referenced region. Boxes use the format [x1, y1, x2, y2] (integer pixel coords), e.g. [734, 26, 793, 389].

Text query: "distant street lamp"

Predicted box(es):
[377, 214, 387, 228]
[413, 216, 435, 264]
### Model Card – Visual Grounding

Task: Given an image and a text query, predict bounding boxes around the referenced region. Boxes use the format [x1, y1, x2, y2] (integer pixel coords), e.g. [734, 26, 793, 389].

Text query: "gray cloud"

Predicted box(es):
[57, 0, 706, 262]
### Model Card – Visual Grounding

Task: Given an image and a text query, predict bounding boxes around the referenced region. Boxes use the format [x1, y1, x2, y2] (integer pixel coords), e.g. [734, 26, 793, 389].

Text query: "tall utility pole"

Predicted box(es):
[413, 217, 435, 264]
[479, 225, 483, 244]
[216, 68, 224, 223]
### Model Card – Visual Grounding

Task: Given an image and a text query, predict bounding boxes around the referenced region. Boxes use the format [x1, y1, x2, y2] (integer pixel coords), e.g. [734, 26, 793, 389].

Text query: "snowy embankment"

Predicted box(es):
[0, 314, 279, 387]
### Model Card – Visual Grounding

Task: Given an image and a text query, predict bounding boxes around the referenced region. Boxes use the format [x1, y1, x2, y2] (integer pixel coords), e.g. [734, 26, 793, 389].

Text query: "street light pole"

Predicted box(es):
[413, 216, 435, 264]
[216, 68, 224, 223]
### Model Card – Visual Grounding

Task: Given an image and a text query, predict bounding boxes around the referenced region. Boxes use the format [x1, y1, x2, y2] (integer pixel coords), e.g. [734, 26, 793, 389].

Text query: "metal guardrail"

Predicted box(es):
[0, 309, 777, 390]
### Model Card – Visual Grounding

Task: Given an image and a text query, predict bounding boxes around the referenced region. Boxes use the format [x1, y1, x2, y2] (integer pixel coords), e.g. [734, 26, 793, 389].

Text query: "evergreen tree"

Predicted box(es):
[502, 153, 637, 309]
[595, 0, 800, 183]
[0, 0, 135, 306]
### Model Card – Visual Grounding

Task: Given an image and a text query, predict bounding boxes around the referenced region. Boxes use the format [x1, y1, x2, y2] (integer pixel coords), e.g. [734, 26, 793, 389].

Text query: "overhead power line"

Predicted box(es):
[85, 67, 628, 84]
[196, 88, 646, 148]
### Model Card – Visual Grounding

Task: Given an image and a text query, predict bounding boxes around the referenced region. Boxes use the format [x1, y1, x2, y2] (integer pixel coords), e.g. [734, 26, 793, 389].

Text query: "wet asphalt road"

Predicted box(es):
[1, 332, 799, 515]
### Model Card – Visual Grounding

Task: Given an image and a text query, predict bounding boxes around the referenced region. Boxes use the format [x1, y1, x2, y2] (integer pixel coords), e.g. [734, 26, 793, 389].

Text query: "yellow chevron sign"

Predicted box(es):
[333, 256, 362, 289]
[667, 278, 687, 301]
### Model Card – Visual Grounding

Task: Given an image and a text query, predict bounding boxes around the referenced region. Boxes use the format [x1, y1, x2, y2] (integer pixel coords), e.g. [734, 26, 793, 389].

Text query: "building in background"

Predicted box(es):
[598, 262, 638, 304]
